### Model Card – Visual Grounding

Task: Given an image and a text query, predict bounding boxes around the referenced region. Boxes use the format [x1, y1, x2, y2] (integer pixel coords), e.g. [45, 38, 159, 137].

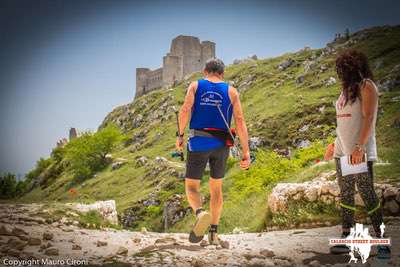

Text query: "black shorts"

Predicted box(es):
[185, 146, 230, 180]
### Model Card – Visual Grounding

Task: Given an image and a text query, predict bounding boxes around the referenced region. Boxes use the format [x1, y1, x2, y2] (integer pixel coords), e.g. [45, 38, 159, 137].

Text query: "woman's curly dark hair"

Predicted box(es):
[335, 49, 374, 105]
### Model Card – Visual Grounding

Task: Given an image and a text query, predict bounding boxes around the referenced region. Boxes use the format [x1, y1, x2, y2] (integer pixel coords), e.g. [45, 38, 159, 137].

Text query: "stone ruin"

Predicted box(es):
[56, 138, 68, 148]
[69, 127, 77, 141]
[135, 35, 215, 98]
[56, 127, 78, 148]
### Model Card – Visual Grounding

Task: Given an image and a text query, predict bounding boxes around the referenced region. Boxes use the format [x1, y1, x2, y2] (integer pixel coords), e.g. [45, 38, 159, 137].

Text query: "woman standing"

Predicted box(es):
[324, 49, 391, 259]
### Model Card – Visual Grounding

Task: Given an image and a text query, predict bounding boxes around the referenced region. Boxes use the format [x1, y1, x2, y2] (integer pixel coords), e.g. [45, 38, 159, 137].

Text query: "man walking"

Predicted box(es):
[176, 58, 250, 245]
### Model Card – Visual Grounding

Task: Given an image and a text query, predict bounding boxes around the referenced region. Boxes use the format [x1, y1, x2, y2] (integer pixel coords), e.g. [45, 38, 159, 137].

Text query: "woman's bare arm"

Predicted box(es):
[358, 80, 378, 146]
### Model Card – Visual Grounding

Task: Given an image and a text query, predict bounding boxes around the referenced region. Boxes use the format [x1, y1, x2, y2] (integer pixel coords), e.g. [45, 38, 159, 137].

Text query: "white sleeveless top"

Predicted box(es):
[334, 79, 378, 161]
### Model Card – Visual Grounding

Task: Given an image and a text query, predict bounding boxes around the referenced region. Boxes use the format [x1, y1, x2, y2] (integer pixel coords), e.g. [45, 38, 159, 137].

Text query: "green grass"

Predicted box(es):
[268, 200, 340, 228]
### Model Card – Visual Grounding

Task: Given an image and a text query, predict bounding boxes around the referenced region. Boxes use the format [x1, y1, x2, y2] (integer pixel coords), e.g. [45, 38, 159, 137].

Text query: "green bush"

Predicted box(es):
[0, 173, 27, 199]
[15, 180, 27, 196]
[64, 125, 125, 181]
[228, 140, 326, 201]
[291, 140, 326, 167]
[146, 205, 162, 217]
[0, 173, 17, 199]
[228, 150, 297, 200]
[51, 146, 66, 163]
[25, 157, 53, 182]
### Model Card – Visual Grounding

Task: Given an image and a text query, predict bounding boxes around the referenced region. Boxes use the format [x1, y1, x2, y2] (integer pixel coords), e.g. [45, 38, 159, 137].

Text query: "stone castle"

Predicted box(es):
[135, 35, 215, 98]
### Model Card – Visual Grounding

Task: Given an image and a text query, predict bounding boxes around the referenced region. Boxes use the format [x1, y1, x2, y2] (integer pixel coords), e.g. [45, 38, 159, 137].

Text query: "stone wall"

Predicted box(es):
[135, 68, 150, 98]
[135, 35, 215, 99]
[146, 68, 163, 91]
[268, 171, 400, 216]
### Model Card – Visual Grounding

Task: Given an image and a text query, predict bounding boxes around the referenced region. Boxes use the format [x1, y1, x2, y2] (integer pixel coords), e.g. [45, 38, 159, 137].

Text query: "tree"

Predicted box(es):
[64, 125, 125, 181]
[25, 157, 53, 182]
[0, 173, 17, 199]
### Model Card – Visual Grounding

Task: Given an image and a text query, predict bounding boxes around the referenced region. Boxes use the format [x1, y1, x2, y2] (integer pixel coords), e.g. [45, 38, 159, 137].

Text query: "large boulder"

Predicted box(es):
[111, 161, 126, 171]
[325, 77, 337, 86]
[136, 156, 148, 167]
[132, 114, 144, 128]
[249, 137, 263, 150]
[154, 156, 168, 164]
[303, 60, 316, 73]
[277, 58, 294, 71]
[162, 194, 191, 231]
[295, 75, 305, 85]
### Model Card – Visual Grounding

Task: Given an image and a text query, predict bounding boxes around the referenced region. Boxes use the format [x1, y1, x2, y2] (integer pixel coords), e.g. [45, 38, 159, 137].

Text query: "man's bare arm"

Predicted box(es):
[229, 86, 250, 157]
[178, 81, 197, 135]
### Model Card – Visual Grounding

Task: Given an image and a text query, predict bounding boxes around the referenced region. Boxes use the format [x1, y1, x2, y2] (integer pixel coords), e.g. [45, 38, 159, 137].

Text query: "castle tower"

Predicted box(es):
[69, 128, 77, 141]
[135, 68, 150, 98]
[169, 35, 203, 78]
[135, 35, 216, 98]
[162, 54, 182, 88]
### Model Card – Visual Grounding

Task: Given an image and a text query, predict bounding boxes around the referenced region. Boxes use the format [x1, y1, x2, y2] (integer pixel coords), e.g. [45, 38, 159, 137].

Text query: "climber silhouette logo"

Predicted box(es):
[329, 223, 391, 264]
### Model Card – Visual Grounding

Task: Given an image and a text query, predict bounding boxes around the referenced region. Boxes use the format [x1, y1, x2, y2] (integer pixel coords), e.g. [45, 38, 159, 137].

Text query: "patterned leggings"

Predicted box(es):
[335, 158, 383, 237]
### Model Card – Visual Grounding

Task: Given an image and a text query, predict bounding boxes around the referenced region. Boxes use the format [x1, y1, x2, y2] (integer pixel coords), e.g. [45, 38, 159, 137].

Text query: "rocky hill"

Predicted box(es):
[19, 25, 400, 235]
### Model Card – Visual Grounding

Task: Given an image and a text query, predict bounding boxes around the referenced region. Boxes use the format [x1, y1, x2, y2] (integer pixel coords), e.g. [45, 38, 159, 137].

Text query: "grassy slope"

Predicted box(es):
[20, 25, 400, 233]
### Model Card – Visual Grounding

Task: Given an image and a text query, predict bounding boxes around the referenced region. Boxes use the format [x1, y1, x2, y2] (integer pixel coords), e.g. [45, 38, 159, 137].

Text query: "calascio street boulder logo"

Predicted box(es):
[329, 223, 391, 263]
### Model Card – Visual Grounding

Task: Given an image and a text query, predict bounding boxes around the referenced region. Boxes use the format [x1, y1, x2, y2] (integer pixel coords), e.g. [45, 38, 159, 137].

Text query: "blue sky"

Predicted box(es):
[1, 0, 399, 176]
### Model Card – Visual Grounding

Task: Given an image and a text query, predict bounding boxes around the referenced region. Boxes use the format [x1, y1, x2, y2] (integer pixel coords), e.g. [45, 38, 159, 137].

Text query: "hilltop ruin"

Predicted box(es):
[135, 35, 215, 98]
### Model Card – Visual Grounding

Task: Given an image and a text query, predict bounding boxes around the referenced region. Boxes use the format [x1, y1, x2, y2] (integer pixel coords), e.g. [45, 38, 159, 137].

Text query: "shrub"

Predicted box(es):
[64, 125, 125, 181]
[0, 173, 17, 199]
[51, 146, 66, 163]
[229, 150, 298, 200]
[228, 140, 327, 201]
[146, 205, 162, 217]
[291, 140, 326, 167]
[25, 157, 53, 182]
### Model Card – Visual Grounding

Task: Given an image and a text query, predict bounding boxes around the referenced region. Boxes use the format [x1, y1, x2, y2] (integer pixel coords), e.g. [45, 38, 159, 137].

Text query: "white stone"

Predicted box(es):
[325, 77, 337, 86]
[305, 187, 318, 202]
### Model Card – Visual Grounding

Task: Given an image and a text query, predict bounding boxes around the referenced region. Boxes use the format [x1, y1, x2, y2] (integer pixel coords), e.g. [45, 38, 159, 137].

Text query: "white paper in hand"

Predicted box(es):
[340, 155, 368, 176]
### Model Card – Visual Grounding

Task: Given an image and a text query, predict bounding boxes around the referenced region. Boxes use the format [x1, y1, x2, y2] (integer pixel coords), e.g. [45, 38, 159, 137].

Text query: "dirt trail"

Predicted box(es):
[0, 204, 399, 267]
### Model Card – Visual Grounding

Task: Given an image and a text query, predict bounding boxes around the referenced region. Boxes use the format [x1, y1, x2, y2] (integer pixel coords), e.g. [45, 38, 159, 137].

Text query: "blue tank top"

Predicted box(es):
[188, 79, 233, 152]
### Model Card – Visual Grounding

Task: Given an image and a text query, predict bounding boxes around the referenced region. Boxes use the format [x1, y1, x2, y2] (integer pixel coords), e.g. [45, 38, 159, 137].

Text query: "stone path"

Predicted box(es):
[0, 204, 399, 266]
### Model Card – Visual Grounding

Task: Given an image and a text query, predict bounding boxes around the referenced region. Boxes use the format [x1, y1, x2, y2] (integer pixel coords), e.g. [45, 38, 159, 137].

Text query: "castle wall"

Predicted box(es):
[135, 68, 150, 98]
[135, 68, 163, 98]
[163, 54, 182, 87]
[146, 68, 163, 91]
